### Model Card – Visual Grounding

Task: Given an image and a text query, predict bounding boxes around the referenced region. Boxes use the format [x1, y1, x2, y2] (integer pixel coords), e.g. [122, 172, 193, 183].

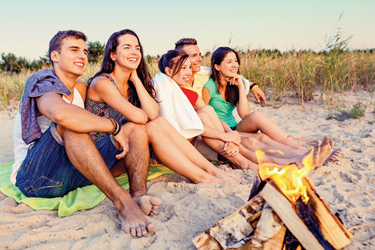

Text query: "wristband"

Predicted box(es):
[112, 120, 122, 136]
[251, 85, 259, 91]
[109, 118, 117, 134]
[250, 83, 258, 90]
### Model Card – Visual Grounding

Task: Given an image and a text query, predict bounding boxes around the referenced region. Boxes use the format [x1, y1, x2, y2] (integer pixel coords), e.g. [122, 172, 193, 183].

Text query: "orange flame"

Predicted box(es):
[257, 149, 315, 204]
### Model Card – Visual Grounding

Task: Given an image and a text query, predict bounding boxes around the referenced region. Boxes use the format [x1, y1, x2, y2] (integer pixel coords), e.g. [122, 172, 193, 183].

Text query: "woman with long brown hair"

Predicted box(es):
[202, 47, 340, 166]
[86, 29, 228, 184]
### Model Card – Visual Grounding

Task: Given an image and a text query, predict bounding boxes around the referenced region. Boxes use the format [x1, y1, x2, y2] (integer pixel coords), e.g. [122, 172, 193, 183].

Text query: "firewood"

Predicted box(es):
[192, 233, 221, 250]
[193, 194, 265, 250]
[262, 225, 287, 250]
[251, 203, 284, 249]
[302, 178, 352, 249]
[260, 182, 325, 250]
[210, 211, 254, 248]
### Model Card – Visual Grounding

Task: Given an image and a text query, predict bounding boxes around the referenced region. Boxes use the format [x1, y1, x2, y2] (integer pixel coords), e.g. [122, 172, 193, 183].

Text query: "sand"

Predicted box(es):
[0, 90, 374, 249]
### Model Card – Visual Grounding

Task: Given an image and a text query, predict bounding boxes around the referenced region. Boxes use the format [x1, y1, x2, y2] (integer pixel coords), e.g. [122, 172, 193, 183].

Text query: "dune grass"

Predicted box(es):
[1, 50, 374, 111]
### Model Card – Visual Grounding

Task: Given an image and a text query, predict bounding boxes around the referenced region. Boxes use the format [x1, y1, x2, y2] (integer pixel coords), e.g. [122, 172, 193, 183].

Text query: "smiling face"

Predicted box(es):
[51, 37, 88, 78]
[214, 51, 239, 78]
[111, 34, 141, 71]
[181, 45, 202, 73]
[170, 58, 192, 86]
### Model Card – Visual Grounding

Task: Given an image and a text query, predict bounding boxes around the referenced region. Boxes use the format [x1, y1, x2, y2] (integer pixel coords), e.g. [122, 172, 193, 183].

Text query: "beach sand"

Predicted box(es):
[0, 90, 374, 249]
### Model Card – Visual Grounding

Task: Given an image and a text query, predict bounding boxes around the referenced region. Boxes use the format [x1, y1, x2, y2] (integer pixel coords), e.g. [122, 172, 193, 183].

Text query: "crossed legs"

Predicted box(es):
[196, 106, 257, 170]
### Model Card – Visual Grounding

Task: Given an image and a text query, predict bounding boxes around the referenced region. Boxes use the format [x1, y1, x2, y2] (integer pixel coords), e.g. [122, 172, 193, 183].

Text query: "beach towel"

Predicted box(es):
[0, 162, 173, 217]
[153, 72, 204, 139]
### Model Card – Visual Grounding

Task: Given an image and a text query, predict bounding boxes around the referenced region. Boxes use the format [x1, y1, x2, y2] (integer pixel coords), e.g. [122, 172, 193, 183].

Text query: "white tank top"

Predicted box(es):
[10, 88, 85, 185]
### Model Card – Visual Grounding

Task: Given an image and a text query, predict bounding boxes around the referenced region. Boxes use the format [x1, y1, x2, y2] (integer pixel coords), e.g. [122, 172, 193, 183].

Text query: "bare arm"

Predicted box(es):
[75, 81, 88, 102]
[232, 75, 250, 119]
[130, 70, 159, 120]
[202, 87, 211, 105]
[220, 120, 233, 132]
[37, 92, 129, 159]
[251, 83, 267, 105]
[37, 93, 115, 133]
[88, 76, 148, 124]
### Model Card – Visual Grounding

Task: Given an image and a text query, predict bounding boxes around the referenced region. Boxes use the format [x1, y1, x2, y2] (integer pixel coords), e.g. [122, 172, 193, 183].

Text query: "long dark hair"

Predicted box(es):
[88, 29, 155, 107]
[211, 47, 241, 105]
[158, 50, 189, 77]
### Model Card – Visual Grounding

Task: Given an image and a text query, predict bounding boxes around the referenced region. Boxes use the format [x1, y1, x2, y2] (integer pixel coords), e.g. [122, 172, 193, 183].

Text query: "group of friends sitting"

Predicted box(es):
[11, 29, 341, 238]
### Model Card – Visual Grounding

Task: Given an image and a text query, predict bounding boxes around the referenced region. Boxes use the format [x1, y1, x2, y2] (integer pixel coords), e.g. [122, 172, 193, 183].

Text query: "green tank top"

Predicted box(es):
[204, 78, 237, 127]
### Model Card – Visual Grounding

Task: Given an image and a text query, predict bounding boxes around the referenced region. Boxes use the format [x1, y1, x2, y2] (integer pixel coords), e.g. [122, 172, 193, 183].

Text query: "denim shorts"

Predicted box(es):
[16, 123, 121, 198]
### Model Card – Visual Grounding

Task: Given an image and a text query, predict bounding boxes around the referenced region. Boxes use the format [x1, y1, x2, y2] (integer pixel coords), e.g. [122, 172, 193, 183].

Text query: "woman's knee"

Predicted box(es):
[245, 111, 263, 121]
[145, 119, 164, 139]
[242, 136, 259, 148]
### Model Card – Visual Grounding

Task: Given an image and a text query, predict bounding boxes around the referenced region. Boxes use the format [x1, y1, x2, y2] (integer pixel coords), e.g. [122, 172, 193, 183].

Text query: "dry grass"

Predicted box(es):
[1, 50, 375, 109]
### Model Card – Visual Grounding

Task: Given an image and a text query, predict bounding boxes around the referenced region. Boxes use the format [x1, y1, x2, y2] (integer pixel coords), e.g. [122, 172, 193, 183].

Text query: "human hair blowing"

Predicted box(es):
[88, 29, 155, 108]
[211, 47, 241, 106]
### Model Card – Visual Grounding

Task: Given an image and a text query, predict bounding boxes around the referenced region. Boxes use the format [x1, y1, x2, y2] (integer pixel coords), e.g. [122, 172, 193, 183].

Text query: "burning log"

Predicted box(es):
[193, 149, 352, 250]
[260, 182, 326, 250]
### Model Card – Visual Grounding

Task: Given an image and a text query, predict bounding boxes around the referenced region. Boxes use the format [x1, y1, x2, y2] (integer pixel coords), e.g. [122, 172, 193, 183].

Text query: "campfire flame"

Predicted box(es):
[257, 149, 315, 204]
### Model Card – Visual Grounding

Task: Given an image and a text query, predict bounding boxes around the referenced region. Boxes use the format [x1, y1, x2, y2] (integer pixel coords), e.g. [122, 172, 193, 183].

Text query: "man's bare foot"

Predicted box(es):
[325, 148, 342, 163]
[297, 140, 320, 167]
[133, 196, 162, 217]
[119, 197, 155, 237]
[315, 137, 333, 167]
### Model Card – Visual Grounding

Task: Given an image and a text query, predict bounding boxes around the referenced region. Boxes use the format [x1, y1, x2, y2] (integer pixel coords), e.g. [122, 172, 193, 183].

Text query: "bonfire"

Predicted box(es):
[193, 149, 353, 250]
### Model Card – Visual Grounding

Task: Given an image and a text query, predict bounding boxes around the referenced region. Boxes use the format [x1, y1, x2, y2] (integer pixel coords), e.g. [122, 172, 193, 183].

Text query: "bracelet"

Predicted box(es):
[250, 83, 258, 90]
[112, 120, 122, 136]
[251, 85, 259, 91]
[109, 118, 117, 134]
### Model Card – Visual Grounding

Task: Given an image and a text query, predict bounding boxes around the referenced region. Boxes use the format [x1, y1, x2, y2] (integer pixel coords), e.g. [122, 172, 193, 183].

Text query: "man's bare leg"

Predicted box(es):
[58, 125, 154, 238]
[239, 142, 320, 168]
[120, 122, 163, 217]
[240, 132, 308, 156]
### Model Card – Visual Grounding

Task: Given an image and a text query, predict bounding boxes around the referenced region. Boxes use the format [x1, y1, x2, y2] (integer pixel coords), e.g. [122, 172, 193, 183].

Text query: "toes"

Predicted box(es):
[130, 227, 137, 237]
[150, 197, 162, 206]
[146, 222, 155, 232]
[124, 226, 131, 235]
[136, 225, 146, 237]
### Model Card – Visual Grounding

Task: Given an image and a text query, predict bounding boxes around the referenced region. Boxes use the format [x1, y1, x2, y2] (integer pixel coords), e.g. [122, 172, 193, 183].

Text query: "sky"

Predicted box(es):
[0, 0, 374, 61]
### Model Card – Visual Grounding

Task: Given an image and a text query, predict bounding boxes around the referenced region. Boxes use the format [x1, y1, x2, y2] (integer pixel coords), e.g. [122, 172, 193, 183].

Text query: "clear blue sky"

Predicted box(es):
[1, 0, 374, 61]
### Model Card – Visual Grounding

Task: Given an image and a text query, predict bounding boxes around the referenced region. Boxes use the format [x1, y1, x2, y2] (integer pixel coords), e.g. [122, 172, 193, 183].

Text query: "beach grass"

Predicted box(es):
[1, 50, 374, 109]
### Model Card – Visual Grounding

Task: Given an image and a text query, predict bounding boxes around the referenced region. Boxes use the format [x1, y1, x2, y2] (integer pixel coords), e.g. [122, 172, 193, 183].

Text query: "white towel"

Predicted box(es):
[153, 72, 204, 139]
